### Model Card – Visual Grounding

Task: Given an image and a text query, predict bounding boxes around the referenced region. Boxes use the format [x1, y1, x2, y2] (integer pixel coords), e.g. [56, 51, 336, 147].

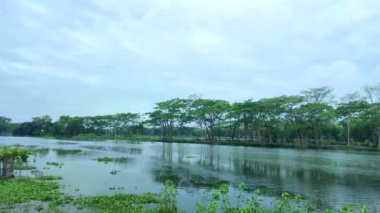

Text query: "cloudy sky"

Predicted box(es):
[1, 0, 380, 121]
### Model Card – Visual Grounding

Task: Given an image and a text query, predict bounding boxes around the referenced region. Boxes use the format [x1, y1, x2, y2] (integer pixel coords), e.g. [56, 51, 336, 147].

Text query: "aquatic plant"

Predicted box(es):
[53, 148, 82, 155]
[75, 193, 159, 212]
[37, 175, 63, 181]
[110, 170, 120, 175]
[159, 180, 178, 211]
[46, 161, 64, 168]
[96, 156, 132, 164]
[0, 177, 71, 206]
[0, 146, 30, 179]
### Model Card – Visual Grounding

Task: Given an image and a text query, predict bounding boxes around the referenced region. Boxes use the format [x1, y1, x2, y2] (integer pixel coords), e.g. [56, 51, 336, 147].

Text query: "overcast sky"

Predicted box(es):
[1, 0, 380, 121]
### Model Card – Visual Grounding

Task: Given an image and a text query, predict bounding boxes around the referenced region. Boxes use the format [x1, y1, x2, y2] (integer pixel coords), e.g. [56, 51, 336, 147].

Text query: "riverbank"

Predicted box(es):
[53, 134, 380, 152]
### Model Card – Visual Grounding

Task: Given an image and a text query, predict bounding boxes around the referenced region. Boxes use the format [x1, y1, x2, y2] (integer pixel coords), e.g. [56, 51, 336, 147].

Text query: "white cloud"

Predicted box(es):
[0, 0, 379, 120]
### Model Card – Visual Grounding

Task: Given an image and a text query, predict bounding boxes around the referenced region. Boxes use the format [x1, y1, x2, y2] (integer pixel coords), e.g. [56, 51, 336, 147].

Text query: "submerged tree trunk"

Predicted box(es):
[2, 157, 15, 179]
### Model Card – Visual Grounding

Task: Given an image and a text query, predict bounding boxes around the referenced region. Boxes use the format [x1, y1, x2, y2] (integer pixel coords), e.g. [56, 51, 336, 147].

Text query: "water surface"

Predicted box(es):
[1, 136, 379, 212]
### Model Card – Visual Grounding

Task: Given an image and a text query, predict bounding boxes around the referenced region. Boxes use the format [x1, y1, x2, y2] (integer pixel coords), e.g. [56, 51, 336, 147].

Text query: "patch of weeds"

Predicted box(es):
[53, 148, 82, 156]
[75, 193, 159, 212]
[14, 163, 36, 170]
[96, 157, 132, 164]
[110, 170, 121, 175]
[108, 186, 125, 191]
[37, 175, 63, 181]
[46, 162, 64, 168]
[0, 177, 71, 206]
[190, 175, 229, 188]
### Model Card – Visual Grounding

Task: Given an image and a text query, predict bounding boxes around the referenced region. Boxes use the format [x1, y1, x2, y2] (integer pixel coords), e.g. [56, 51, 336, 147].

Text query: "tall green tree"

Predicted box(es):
[190, 99, 230, 142]
[147, 98, 192, 140]
[336, 101, 369, 145]
[0, 116, 12, 135]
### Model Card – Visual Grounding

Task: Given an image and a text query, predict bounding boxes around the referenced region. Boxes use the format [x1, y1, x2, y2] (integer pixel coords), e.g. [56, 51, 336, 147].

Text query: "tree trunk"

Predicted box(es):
[378, 128, 380, 149]
[268, 130, 272, 144]
[346, 123, 350, 146]
[2, 157, 15, 179]
[243, 118, 248, 141]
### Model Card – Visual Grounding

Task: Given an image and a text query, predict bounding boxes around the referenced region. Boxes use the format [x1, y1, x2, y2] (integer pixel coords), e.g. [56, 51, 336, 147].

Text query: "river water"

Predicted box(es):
[1, 136, 379, 212]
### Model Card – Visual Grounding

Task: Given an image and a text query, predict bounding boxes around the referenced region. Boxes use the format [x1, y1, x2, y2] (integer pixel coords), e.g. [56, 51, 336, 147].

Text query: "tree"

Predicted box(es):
[147, 98, 192, 140]
[31, 115, 53, 136]
[301, 87, 334, 103]
[360, 103, 380, 148]
[336, 101, 369, 145]
[297, 103, 335, 144]
[113, 113, 142, 136]
[0, 146, 29, 179]
[363, 83, 380, 103]
[54, 116, 84, 137]
[0, 116, 12, 135]
[190, 99, 230, 142]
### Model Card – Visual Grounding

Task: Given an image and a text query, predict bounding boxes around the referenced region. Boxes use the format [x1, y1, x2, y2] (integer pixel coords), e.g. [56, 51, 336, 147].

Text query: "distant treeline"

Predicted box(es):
[1, 83, 380, 148]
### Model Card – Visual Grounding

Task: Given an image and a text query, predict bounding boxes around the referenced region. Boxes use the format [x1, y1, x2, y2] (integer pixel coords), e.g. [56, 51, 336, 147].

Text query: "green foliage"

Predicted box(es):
[96, 156, 132, 164]
[36, 175, 63, 181]
[0, 146, 30, 162]
[5, 82, 380, 149]
[195, 184, 367, 213]
[75, 193, 159, 213]
[53, 148, 82, 155]
[46, 161, 64, 168]
[13, 115, 53, 136]
[0, 116, 12, 135]
[0, 178, 371, 212]
[0, 177, 70, 205]
[14, 163, 36, 170]
[159, 180, 178, 212]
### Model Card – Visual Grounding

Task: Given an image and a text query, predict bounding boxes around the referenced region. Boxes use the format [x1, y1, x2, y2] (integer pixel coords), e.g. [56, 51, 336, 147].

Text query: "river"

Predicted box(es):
[1, 136, 379, 212]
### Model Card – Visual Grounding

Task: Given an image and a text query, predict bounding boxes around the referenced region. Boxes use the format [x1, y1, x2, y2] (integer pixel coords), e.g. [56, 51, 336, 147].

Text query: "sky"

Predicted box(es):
[1, 0, 380, 121]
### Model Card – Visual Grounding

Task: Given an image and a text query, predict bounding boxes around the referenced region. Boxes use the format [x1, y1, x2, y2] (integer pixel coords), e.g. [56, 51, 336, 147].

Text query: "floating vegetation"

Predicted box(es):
[37, 175, 63, 181]
[75, 193, 159, 212]
[108, 186, 125, 190]
[14, 162, 36, 170]
[110, 170, 121, 175]
[31, 169, 43, 177]
[0, 177, 72, 206]
[0, 177, 371, 213]
[110, 146, 143, 154]
[189, 175, 229, 188]
[53, 148, 82, 156]
[96, 157, 132, 164]
[46, 161, 64, 168]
